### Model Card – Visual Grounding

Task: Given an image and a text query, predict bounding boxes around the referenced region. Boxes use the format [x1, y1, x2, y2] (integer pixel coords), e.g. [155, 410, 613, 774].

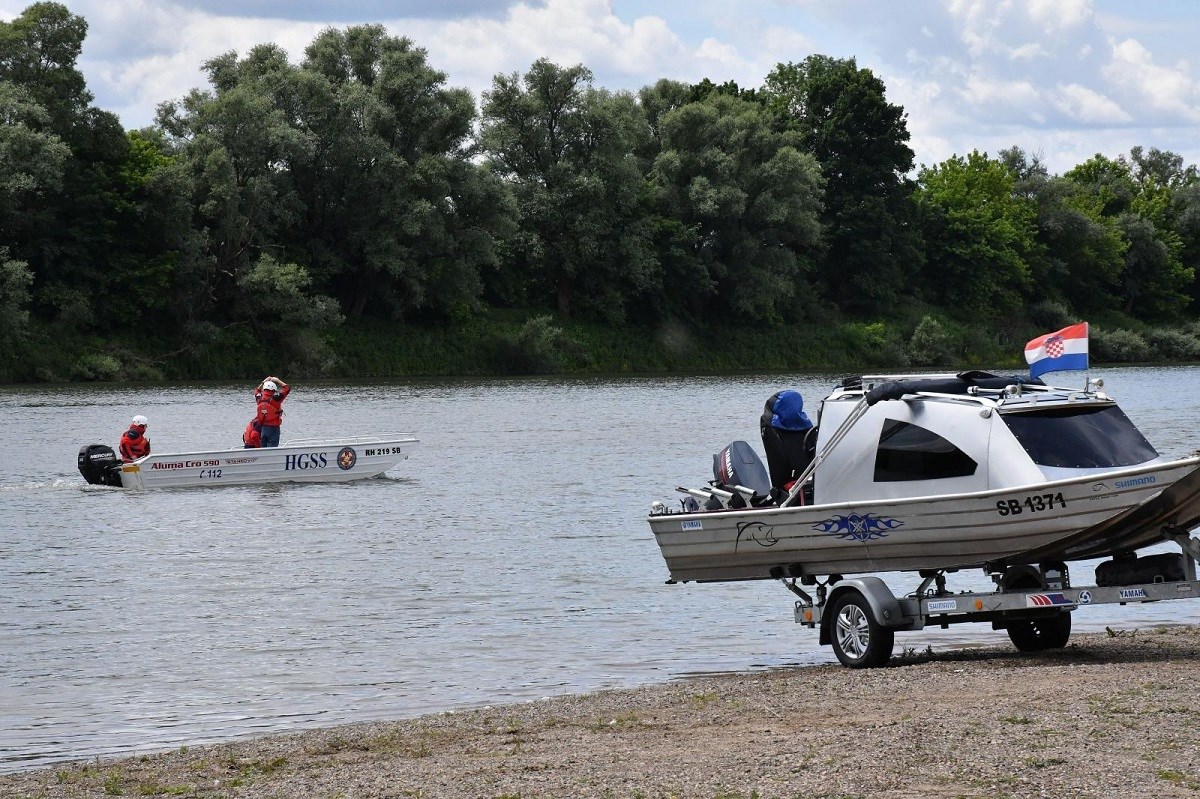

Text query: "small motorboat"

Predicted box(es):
[648, 371, 1200, 583]
[77, 434, 418, 489]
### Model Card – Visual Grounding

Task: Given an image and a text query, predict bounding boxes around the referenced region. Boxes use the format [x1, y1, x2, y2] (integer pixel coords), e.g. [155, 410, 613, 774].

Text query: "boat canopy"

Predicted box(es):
[811, 371, 1157, 504]
[854, 371, 1045, 405]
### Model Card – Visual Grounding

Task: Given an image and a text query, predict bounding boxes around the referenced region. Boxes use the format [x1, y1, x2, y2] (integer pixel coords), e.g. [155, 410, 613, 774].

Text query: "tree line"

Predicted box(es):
[3, 2, 1200, 381]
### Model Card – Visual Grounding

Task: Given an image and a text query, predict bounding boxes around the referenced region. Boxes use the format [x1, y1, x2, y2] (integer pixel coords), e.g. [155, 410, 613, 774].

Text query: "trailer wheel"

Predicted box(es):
[829, 591, 894, 668]
[1006, 612, 1072, 652]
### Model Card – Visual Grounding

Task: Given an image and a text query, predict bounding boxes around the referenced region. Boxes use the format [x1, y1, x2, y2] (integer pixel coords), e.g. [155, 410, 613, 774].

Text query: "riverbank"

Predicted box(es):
[8, 308, 1198, 384]
[5, 625, 1199, 798]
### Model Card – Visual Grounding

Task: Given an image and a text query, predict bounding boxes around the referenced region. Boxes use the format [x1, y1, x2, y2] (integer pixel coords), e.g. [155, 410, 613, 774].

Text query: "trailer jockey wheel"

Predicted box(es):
[829, 591, 894, 668]
[1006, 612, 1072, 652]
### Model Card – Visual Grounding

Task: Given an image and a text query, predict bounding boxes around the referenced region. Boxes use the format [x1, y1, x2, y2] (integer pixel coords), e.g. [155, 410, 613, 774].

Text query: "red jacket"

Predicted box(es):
[257, 384, 290, 427]
[119, 427, 150, 462]
[243, 419, 262, 447]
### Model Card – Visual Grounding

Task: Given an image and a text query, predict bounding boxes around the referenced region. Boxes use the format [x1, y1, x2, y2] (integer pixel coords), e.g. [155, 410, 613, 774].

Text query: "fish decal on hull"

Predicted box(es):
[735, 521, 778, 551]
[813, 513, 904, 542]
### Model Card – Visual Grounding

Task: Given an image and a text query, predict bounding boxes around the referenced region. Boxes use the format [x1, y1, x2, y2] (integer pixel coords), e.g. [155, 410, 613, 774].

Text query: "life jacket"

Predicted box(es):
[257, 385, 289, 427]
[119, 427, 151, 462]
[243, 419, 262, 447]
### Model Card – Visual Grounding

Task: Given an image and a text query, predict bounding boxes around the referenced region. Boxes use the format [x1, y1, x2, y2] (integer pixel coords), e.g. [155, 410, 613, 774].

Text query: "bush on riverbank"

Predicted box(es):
[6, 309, 1200, 385]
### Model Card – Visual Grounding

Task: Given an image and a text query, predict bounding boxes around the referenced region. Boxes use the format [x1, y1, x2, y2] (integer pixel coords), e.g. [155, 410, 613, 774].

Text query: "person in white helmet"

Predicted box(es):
[119, 415, 151, 462]
[255, 375, 290, 447]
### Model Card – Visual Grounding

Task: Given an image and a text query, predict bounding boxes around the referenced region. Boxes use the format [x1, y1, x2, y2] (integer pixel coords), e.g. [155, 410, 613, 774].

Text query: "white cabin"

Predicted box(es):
[809, 373, 1161, 505]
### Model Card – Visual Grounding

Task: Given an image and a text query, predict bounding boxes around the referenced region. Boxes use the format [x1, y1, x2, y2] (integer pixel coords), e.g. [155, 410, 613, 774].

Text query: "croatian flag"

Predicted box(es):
[1024, 322, 1089, 379]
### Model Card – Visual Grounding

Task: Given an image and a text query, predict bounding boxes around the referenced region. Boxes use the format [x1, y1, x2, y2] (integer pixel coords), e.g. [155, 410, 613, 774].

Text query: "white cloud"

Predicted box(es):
[1103, 36, 1200, 122]
[694, 37, 743, 68]
[1051, 82, 1131, 124]
[13, 0, 1200, 176]
[1008, 42, 1047, 61]
[1026, 0, 1092, 32]
[957, 74, 1040, 110]
[396, 0, 703, 102]
[68, 0, 330, 125]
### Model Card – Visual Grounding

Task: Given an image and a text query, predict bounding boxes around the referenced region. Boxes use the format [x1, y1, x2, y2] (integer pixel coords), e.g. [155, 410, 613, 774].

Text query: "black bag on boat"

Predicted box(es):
[1095, 552, 1186, 587]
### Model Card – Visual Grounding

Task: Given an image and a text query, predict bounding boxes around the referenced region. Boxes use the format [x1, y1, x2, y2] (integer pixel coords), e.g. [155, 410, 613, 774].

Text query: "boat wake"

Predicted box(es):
[0, 478, 95, 493]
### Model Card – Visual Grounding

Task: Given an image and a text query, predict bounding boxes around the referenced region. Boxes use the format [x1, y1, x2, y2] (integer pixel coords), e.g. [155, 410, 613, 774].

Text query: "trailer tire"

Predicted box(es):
[1006, 612, 1071, 652]
[829, 591, 894, 668]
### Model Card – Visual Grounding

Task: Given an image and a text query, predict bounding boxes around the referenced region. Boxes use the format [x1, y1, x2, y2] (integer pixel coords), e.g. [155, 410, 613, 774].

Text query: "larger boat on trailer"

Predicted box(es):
[78, 434, 418, 489]
[647, 371, 1200, 667]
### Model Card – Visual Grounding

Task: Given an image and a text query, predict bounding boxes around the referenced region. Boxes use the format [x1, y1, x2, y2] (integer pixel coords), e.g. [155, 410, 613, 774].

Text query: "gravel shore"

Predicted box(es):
[5, 624, 1200, 798]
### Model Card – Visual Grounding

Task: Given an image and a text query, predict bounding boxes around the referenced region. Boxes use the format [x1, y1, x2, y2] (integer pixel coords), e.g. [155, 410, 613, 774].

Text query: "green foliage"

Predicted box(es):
[0, 80, 71, 213]
[0, 247, 33, 339]
[481, 59, 654, 323]
[1026, 300, 1075, 331]
[916, 151, 1037, 317]
[1143, 327, 1200, 360]
[0, 1, 90, 130]
[71, 352, 121, 381]
[9, 5, 1200, 382]
[493, 315, 591, 374]
[1067, 151, 1194, 319]
[1, 2, 132, 335]
[908, 316, 955, 366]
[839, 321, 909, 367]
[645, 84, 824, 325]
[763, 55, 919, 313]
[1091, 327, 1152, 363]
[1118, 212, 1191, 318]
[1005, 147, 1124, 314]
[238, 254, 342, 330]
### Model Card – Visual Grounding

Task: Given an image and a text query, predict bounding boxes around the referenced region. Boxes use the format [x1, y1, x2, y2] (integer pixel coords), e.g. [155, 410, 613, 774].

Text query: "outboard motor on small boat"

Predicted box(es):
[77, 444, 123, 487]
[712, 440, 773, 507]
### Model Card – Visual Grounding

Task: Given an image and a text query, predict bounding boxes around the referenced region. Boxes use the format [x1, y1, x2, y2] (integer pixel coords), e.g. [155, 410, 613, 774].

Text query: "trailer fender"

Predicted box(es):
[819, 577, 905, 645]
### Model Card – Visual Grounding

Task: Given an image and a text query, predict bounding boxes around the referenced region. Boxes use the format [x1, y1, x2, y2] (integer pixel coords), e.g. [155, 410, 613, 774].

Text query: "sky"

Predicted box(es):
[3, 0, 1199, 175]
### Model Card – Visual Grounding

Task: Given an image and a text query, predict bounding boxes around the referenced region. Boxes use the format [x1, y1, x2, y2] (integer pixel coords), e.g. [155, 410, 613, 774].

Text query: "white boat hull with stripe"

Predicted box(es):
[114, 434, 418, 489]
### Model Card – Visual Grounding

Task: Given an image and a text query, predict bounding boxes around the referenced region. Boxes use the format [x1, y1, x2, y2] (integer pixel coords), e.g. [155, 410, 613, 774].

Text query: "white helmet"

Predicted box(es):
[263, 380, 278, 392]
[131, 415, 148, 427]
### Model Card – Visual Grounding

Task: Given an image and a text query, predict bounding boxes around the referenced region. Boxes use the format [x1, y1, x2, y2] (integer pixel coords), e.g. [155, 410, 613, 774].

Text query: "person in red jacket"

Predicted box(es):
[242, 388, 263, 448]
[119, 415, 151, 462]
[255, 376, 290, 447]
[242, 418, 262, 448]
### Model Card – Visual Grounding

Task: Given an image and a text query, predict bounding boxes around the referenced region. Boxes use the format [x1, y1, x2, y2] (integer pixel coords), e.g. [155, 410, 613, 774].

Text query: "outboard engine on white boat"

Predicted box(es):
[77, 444, 123, 487]
[712, 440, 773, 508]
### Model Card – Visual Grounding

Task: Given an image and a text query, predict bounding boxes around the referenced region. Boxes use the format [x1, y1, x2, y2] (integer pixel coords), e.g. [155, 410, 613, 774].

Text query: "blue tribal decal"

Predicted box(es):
[812, 513, 904, 542]
[735, 521, 778, 551]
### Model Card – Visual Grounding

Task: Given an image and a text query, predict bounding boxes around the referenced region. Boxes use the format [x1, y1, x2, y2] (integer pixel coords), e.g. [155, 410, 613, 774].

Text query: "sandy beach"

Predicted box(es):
[4, 624, 1200, 798]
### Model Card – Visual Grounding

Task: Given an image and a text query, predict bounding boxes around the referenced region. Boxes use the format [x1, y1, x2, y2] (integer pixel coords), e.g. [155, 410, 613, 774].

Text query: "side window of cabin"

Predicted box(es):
[874, 419, 978, 482]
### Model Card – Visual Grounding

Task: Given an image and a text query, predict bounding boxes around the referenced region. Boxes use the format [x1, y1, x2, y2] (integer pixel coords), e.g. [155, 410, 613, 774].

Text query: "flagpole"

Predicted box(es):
[1083, 320, 1090, 392]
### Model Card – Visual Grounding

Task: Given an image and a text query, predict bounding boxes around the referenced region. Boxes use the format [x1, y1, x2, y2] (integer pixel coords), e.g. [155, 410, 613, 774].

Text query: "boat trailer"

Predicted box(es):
[782, 529, 1200, 668]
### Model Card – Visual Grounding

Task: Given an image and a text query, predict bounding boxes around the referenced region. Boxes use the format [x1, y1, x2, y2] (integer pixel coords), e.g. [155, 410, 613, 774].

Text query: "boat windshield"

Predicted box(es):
[1002, 405, 1159, 468]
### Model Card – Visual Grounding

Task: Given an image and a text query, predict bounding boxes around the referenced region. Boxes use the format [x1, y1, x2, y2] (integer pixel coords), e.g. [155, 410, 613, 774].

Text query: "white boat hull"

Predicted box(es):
[649, 457, 1200, 582]
[118, 435, 418, 489]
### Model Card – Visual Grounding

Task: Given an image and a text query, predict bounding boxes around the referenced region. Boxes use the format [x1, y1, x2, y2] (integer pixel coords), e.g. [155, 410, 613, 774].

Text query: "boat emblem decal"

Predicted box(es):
[337, 447, 357, 470]
[1026, 593, 1071, 607]
[812, 513, 903, 542]
[735, 521, 778, 551]
[1115, 475, 1155, 489]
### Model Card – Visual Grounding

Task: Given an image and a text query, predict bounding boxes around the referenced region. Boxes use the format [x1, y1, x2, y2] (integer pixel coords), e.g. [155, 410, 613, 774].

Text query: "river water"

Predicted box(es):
[2, 367, 1199, 772]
